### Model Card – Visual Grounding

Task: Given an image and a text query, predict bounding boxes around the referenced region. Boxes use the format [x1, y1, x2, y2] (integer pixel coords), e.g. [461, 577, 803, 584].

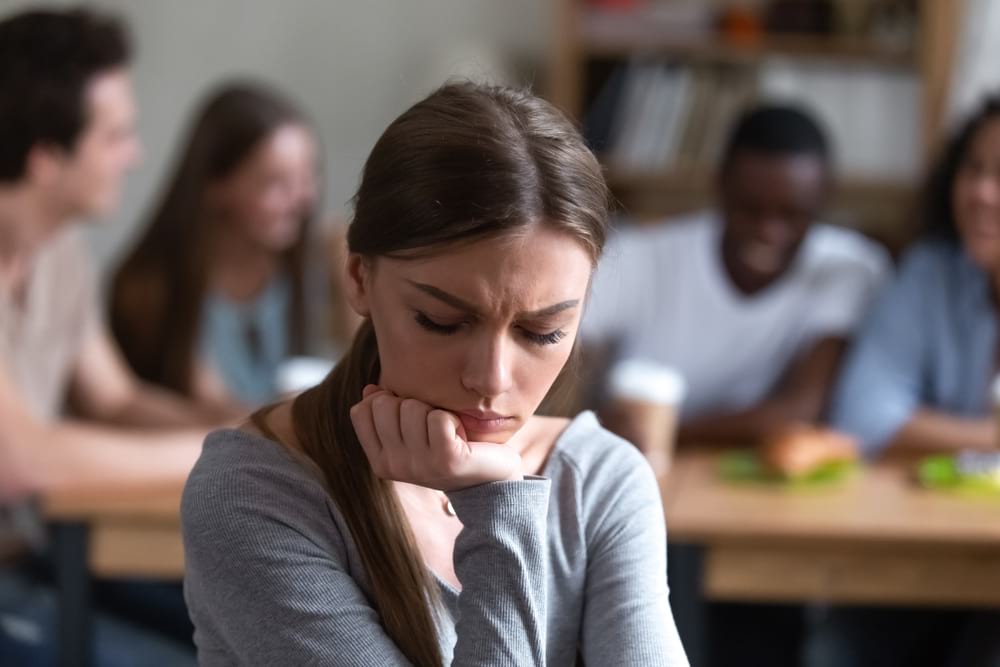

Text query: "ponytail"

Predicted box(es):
[254, 319, 444, 666]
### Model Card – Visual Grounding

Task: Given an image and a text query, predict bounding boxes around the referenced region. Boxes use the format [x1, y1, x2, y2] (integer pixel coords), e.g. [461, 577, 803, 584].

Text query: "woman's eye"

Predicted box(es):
[520, 327, 567, 347]
[414, 311, 462, 335]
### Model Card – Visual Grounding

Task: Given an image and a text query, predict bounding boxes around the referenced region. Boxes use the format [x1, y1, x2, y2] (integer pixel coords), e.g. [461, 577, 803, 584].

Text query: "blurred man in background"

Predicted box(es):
[583, 104, 889, 448]
[0, 7, 225, 662]
[581, 104, 890, 667]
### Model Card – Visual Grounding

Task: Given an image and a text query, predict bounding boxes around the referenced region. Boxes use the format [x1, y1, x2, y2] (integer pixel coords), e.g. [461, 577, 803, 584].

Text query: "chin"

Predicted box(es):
[260, 233, 300, 254]
[738, 248, 789, 278]
[739, 262, 784, 286]
[258, 219, 303, 249]
[964, 245, 1000, 272]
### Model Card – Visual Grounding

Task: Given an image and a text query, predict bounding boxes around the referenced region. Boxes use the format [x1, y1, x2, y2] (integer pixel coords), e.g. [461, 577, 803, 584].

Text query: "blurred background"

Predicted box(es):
[2, 0, 997, 268]
[554, 0, 999, 251]
[0, 0, 1000, 264]
[3, 1, 1000, 666]
[1, 0, 550, 268]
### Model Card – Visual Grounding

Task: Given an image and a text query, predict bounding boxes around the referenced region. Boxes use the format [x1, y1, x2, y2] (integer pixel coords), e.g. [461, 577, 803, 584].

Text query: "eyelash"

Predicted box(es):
[414, 312, 461, 335]
[414, 312, 566, 347]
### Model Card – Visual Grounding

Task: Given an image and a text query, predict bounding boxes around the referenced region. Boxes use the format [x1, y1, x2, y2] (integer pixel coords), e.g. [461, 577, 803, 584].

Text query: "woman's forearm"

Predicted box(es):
[888, 409, 995, 453]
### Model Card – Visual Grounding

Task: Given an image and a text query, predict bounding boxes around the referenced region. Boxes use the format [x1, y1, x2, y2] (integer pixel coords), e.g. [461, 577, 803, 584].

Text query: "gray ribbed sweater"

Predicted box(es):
[181, 411, 689, 665]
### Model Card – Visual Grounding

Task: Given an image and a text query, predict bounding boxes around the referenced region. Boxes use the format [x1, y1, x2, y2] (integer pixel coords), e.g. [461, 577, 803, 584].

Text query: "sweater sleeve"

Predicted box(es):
[579, 443, 689, 666]
[181, 433, 551, 666]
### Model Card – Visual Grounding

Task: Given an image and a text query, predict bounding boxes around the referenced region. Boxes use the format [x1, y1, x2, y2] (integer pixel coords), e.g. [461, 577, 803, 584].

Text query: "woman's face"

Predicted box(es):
[346, 225, 594, 445]
[954, 117, 1000, 272]
[213, 123, 318, 252]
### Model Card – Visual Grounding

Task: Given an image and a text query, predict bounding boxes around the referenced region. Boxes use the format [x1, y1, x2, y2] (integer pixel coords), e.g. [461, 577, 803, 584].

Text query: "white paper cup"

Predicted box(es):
[275, 356, 335, 395]
[605, 360, 686, 474]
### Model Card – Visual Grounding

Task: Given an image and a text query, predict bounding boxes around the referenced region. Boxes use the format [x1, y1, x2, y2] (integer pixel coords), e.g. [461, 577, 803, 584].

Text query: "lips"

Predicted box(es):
[457, 410, 515, 434]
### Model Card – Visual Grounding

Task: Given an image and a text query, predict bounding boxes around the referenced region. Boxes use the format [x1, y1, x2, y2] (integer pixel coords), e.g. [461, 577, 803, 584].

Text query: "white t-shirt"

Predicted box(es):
[582, 210, 890, 418]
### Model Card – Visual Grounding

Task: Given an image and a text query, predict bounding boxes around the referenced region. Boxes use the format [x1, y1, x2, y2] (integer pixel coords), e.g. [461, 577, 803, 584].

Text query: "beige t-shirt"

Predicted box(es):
[0, 227, 99, 419]
[0, 227, 99, 557]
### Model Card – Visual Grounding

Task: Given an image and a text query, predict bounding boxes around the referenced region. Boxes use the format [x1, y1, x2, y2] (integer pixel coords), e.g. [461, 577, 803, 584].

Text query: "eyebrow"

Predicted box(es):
[406, 280, 579, 319]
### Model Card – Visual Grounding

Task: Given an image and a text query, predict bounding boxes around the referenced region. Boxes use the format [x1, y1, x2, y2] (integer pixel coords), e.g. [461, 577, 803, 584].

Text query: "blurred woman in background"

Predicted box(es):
[111, 82, 354, 411]
[821, 94, 1000, 667]
[831, 95, 1000, 457]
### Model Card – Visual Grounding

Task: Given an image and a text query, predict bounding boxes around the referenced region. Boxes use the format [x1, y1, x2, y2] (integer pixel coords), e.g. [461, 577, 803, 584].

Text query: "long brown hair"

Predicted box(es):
[109, 82, 314, 394]
[263, 82, 609, 666]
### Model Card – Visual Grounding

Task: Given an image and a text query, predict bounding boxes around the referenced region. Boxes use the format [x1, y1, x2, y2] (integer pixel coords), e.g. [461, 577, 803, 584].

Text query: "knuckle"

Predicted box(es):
[399, 398, 425, 416]
[426, 409, 448, 428]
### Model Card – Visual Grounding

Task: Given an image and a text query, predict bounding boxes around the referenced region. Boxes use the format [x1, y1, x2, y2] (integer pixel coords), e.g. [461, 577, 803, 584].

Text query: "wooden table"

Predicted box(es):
[661, 448, 1000, 664]
[42, 481, 186, 667]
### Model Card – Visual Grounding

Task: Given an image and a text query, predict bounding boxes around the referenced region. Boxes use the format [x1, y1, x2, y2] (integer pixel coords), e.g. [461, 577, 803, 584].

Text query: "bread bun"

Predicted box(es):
[762, 424, 858, 477]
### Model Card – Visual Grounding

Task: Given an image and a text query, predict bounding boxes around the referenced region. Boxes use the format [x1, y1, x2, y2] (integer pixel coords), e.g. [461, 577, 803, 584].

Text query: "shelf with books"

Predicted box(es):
[580, 10, 916, 68]
[548, 0, 962, 247]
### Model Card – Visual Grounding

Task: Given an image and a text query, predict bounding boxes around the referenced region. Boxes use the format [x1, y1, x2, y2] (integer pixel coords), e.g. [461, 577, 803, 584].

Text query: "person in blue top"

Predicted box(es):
[817, 95, 1000, 667]
[111, 83, 355, 409]
[830, 95, 999, 456]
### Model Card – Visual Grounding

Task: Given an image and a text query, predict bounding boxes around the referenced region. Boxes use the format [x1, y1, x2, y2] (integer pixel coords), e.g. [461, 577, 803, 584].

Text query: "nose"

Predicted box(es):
[461, 332, 513, 401]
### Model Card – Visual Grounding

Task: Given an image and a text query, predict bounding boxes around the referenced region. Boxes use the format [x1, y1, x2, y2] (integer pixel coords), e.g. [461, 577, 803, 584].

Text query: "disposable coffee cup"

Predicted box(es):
[275, 356, 335, 395]
[606, 359, 686, 475]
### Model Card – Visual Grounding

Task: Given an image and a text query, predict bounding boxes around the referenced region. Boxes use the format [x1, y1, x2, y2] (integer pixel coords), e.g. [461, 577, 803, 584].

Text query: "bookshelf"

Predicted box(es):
[579, 14, 915, 66]
[548, 0, 966, 250]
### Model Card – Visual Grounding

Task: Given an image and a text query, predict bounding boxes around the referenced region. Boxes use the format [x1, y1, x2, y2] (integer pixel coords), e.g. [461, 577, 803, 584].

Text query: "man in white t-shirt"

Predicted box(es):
[583, 104, 889, 447]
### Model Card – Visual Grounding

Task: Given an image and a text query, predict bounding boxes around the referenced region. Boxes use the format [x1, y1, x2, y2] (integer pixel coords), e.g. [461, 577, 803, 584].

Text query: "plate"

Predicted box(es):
[918, 455, 1000, 496]
[717, 449, 858, 487]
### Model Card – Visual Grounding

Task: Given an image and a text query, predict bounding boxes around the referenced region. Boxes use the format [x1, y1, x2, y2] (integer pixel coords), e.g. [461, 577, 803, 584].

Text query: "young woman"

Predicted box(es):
[819, 96, 1000, 667]
[110, 82, 351, 409]
[181, 82, 688, 666]
[831, 96, 1000, 456]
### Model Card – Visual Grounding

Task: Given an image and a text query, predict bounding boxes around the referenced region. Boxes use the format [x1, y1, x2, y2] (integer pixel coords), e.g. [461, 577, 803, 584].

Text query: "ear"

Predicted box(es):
[343, 253, 372, 318]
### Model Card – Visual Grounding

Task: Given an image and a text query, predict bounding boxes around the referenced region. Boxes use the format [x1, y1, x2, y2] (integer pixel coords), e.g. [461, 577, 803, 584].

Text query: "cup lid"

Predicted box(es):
[276, 356, 335, 394]
[608, 359, 686, 405]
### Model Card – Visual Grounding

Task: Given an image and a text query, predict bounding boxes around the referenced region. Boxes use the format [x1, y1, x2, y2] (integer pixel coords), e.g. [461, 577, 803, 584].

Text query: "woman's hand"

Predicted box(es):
[350, 385, 522, 491]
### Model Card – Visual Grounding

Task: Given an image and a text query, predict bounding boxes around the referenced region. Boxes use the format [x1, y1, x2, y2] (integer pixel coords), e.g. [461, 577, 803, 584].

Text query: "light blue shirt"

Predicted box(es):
[200, 276, 291, 406]
[830, 241, 997, 455]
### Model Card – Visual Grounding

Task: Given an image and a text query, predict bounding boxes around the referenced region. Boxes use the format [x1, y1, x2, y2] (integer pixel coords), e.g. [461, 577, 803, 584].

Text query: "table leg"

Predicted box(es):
[52, 522, 92, 667]
[669, 542, 706, 666]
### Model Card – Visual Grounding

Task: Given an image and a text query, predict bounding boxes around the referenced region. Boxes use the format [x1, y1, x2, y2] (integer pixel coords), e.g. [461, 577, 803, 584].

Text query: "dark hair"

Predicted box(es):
[0, 7, 130, 181]
[923, 94, 1000, 241]
[720, 103, 830, 169]
[257, 82, 609, 666]
[110, 82, 313, 395]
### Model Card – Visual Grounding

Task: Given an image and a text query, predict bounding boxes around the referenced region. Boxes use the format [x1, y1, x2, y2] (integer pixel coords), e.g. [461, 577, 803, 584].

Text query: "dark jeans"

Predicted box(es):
[0, 562, 195, 666]
[707, 602, 806, 667]
[807, 606, 1000, 667]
